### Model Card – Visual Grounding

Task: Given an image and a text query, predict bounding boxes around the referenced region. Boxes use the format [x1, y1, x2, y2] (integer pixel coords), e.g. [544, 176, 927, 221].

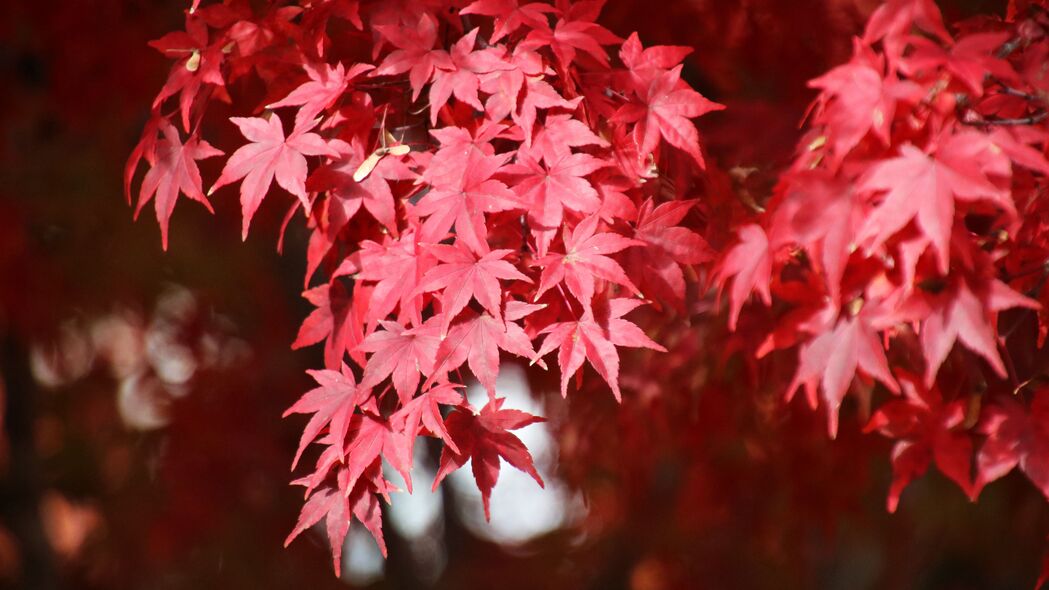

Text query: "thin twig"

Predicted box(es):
[962, 111, 1049, 127]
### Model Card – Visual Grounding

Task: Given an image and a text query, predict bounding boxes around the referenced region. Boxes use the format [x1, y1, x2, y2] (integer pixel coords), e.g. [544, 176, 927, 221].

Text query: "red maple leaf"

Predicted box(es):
[976, 387, 1049, 501]
[418, 124, 503, 190]
[857, 134, 1011, 274]
[534, 214, 643, 310]
[340, 412, 412, 494]
[624, 199, 711, 310]
[613, 64, 723, 167]
[357, 229, 435, 329]
[864, 0, 952, 59]
[788, 302, 901, 438]
[413, 151, 521, 255]
[478, 50, 538, 126]
[535, 297, 666, 400]
[134, 121, 223, 250]
[305, 138, 414, 279]
[357, 317, 442, 404]
[432, 397, 545, 519]
[461, 0, 556, 43]
[414, 242, 532, 336]
[291, 280, 369, 370]
[520, 13, 620, 70]
[529, 113, 608, 164]
[807, 46, 919, 161]
[283, 362, 368, 469]
[210, 113, 338, 238]
[148, 14, 227, 131]
[505, 150, 607, 235]
[769, 172, 862, 303]
[514, 76, 581, 142]
[618, 32, 692, 90]
[903, 33, 1016, 96]
[714, 224, 773, 331]
[125, 116, 163, 206]
[865, 372, 976, 512]
[391, 382, 465, 460]
[891, 274, 1038, 386]
[284, 472, 386, 576]
[426, 304, 542, 397]
[268, 61, 374, 123]
[428, 29, 511, 125]
[373, 13, 452, 101]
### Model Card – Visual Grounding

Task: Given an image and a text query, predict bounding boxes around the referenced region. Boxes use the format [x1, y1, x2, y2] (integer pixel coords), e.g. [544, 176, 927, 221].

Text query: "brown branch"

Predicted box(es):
[962, 111, 1049, 127]
[996, 36, 1024, 59]
[995, 86, 1040, 102]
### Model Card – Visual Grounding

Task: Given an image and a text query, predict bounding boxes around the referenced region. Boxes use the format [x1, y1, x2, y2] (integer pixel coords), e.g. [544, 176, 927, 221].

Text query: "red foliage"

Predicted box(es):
[127, 0, 1049, 581]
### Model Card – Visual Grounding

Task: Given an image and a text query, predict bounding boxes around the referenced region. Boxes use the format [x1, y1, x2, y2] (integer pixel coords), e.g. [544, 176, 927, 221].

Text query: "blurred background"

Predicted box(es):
[1, 1, 1047, 589]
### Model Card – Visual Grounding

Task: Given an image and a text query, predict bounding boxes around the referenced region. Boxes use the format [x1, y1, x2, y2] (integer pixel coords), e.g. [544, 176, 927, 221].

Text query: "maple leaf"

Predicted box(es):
[225, 10, 293, 63]
[357, 230, 435, 329]
[592, 173, 639, 222]
[504, 150, 607, 234]
[284, 474, 386, 576]
[857, 135, 1010, 275]
[534, 215, 643, 310]
[297, 0, 363, 45]
[479, 55, 534, 126]
[432, 397, 545, 519]
[807, 45, 919, 161]
[618, 32, 692, 90]
[976, 388, 1049, 501]
[373, 13, 453, 101]
[788, 303, 900, 438]
[865, 372, 976, 511]
[624, 199, 711, 310]
[514, 76, 581, 142]
[283, 362, 368, 469]
[305, 138, 414, 280]
[210, 113, 338, 238]
[340, 412, 412, 494]
[889, 274, 1039, 386]
[535, 297, 665, 400]
[149, 15, 226, 131]
[613, 64, 723, 168]
[530, 113, 608, 164]
[268, 61, 374, 123]
[125, 116, 163, 206]
[291, 280, 369, 370]
[521, 14, 621, 70]
[291, 279, 360, 367]
[415, 242, 532, 336]
[863, 0, 951, 58]
[903, 33, 1016, 96]
[357, 317, 442, 404]
[426, 305, 542, 398]
[428, 29, 512, 125]
[134, 121, 223, 250]
[461, 0, 556, 43]
[391, 382, 464, 461]
[769, 172, 863, 302]
[988, 128, 1049, 176]
[418, 124, 503, 190]
[413, 151, 521, 255]
[714, 224, 773, 331]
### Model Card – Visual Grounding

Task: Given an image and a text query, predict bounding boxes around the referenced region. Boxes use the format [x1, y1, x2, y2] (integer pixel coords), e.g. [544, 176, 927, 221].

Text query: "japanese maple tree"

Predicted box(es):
[126, 0, 1049, 581]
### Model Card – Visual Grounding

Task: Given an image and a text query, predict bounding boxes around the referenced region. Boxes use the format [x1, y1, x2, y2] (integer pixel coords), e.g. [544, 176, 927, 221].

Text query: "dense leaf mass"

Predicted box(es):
[129, 0, 1049, 578]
